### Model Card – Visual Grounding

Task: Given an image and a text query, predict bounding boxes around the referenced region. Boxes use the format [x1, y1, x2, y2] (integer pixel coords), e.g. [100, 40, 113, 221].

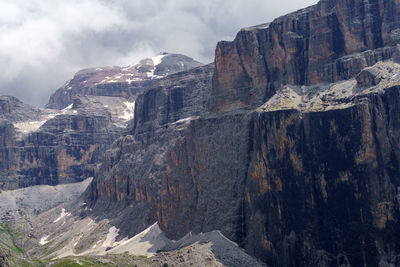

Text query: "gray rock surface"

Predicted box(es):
[83, 1, 400, 266]
[0, 248, 9, 267]
[46, 53, 203, 109]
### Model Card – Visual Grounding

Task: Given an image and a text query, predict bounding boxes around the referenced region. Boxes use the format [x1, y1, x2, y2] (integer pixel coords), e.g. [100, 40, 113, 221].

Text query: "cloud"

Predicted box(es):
[0, 0, 317, 106]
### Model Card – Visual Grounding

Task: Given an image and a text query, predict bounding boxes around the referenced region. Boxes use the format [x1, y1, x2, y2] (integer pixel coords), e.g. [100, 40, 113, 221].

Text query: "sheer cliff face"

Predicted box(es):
[84, 0, 400, 266]
[211, 0, 400, 111]
[159, 87, 400, 266]
[86, 64, 214, 234]
[0, 96, 129, 190]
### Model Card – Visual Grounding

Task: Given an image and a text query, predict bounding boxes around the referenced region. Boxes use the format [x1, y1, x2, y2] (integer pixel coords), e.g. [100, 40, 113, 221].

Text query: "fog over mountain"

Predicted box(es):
[0, 0, 317, 106]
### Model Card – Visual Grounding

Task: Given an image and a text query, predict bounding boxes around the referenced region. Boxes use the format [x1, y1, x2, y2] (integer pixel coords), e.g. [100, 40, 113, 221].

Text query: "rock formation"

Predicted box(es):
[0, 54, 202, 190]
[46, 53, 203, 109]
[0, 248, 9, 267]
[84, 0, 400, 266]
[1, 0, 400, 266]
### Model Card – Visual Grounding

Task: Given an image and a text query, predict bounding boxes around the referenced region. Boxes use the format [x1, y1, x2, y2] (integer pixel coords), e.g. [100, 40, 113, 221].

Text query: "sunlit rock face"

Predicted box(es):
[83, 0, 400, 266]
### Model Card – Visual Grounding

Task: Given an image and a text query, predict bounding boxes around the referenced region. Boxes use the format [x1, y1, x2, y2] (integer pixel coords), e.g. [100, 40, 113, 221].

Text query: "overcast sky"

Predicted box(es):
[0, 0, 317, 107]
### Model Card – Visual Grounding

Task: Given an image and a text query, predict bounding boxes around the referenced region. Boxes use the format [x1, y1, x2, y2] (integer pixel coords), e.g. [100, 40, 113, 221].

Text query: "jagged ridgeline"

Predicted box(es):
[0, 0, 400, 266]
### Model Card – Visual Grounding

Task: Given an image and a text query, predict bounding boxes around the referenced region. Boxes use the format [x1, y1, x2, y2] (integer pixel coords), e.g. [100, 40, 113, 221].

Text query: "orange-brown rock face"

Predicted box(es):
[211, 0, 400, 111]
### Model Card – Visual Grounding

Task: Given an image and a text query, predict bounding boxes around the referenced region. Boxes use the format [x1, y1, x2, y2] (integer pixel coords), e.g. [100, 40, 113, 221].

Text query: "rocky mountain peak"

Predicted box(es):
[46, 53, 203, 109]
[211, 0, 400, 111]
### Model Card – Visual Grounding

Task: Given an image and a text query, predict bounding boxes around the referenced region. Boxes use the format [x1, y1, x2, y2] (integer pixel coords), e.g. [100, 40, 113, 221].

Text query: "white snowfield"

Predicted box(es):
[119, 101, 135, 121]
[54, 208, 71, 223]
[106, 223, 170, 256]
[13, 113, 57, 134]
[13, 104, 78, 136]
[102, 226, 120, 248]
[152, 54, 166, 66]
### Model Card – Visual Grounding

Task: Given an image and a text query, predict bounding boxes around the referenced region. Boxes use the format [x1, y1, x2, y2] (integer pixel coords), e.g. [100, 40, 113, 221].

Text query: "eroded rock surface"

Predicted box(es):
[83, 1, 400, 266]
[211, 0, 400, 111]
[46, 54, 203, 109]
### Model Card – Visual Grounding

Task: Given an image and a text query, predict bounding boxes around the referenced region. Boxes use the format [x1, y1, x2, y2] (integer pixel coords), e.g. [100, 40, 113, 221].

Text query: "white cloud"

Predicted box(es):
[0, 0, 318, 106]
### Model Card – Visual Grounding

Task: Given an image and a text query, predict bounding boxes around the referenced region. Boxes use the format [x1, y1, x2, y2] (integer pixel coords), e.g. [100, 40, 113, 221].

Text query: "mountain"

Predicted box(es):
[1, 0, 400, 266]
[83, 0, 400, 266]
[0, 54, 202, 190]
[46, 53, 203, 109]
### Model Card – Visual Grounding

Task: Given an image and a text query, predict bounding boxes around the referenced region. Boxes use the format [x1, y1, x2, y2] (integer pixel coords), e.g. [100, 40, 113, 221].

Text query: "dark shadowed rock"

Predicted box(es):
[0, 248, 9, 267]
[85, 64, 214, 236]
[83, 0, 400, 266]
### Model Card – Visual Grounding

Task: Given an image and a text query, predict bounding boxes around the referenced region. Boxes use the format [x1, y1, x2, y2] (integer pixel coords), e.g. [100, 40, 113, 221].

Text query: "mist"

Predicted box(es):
[0, 0, 318, 106]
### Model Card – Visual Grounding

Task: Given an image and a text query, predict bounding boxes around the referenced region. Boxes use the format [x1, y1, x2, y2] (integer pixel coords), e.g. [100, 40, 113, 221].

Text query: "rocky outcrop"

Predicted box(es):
[0, 248, 9, 267]
[83, 0, 400, 266]
[211, 0, 400, 111]
[0, 96, 127, 189]
[1, 53, 202, 190]
[46, 54, 203, 109]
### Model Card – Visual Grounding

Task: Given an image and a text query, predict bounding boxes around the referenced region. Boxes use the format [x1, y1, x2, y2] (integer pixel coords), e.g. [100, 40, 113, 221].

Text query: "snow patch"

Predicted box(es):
[119, 101, 135, 121]
[54, 208, 71, 223]
[174, 116, 197, 124]
[107, 222, 170, 256]
[63, 104, 73, 111]
[14, 120, 47, 134]
[126, 78, 141, 84]
[102, 226, 119, 248]
[40, 235, 49, 245]
[14, 113, 59, 135]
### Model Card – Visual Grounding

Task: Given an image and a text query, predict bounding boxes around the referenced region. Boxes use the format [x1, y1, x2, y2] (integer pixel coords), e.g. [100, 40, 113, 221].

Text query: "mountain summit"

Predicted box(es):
[46, 53, 203, 109]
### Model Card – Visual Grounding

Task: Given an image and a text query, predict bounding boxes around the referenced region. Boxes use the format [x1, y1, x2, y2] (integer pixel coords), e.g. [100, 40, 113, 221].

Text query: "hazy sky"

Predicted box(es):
[0, 0, 317, 107]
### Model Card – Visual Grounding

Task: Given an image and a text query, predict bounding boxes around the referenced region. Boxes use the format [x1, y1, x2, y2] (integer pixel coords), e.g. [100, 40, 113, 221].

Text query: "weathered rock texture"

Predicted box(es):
[0, 54, 203, 190]
[0, 96, 124, 189]
[86, 64, 214, 234]
[211, 0, 400, 111]
[46, 54, 203, 109]
[84, 0, 400, 266]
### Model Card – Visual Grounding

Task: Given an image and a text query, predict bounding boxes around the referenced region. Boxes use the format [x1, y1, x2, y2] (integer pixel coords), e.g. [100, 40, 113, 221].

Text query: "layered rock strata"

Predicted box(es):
[84, 0, 400, 266]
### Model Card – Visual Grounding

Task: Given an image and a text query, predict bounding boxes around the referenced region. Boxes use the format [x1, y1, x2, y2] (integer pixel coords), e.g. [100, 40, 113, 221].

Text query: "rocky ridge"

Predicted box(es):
[46, 53, 203, 109]
[82, 0, 400, 266]
[1, 0, 400, 266]
[0, 54, 202, 190]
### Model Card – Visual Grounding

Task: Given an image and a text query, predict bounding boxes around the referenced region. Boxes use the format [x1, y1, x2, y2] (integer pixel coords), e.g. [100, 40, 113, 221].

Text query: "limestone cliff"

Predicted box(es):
[83, 0, 400, 266]
[211, 0, 400, 111]
[46, 54, 203, 109]
[0, 95, 129, 189]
